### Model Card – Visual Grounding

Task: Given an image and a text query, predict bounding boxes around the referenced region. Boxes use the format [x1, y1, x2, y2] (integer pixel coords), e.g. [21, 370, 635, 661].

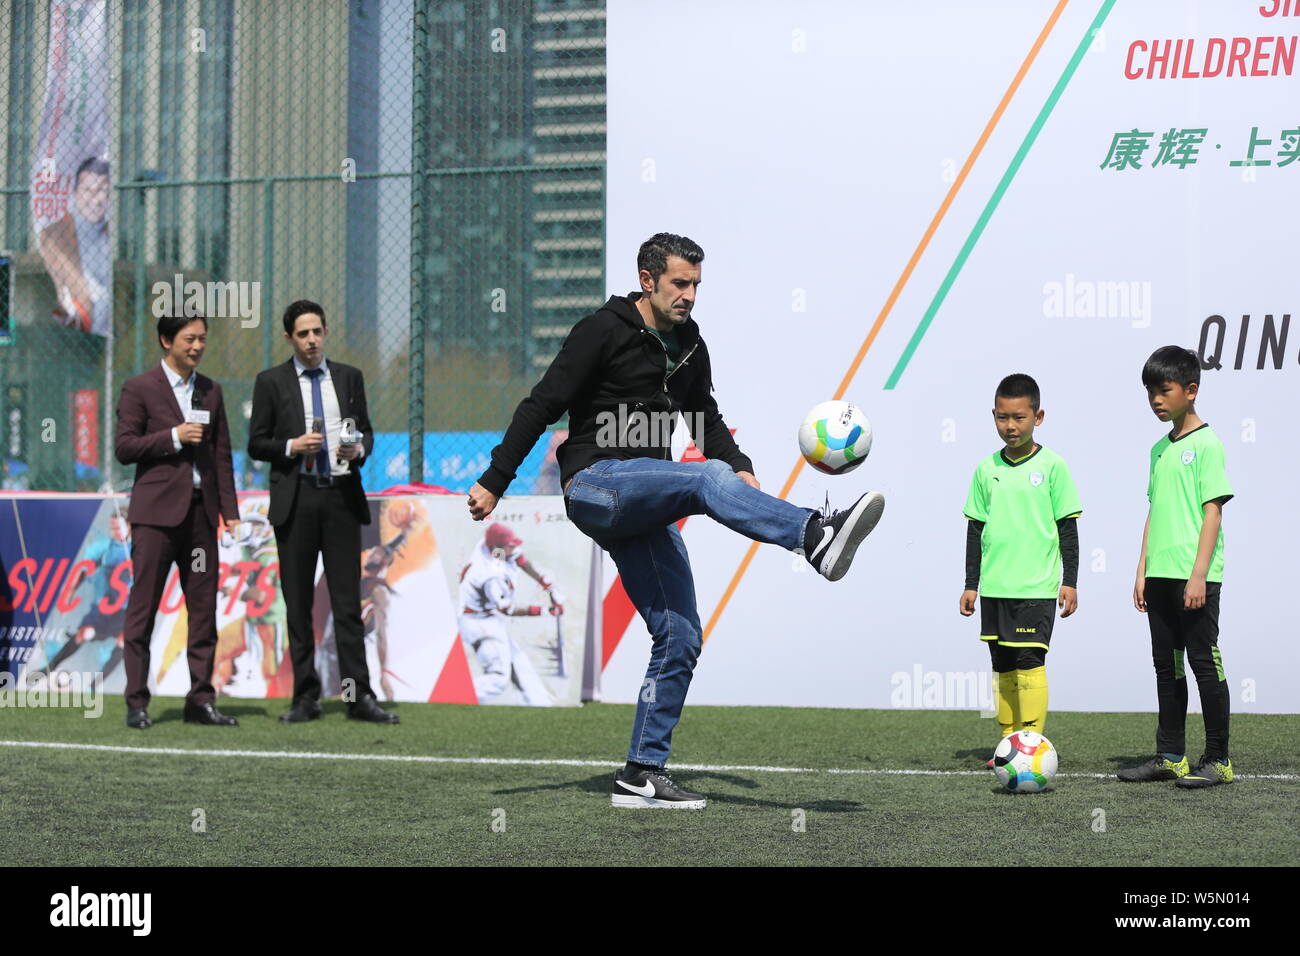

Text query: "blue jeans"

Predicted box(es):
[564, 457, 815, 767]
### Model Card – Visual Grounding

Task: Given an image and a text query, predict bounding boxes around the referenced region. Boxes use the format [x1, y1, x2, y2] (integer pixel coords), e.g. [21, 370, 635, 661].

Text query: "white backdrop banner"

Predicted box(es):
[604, 0, 1298, 713]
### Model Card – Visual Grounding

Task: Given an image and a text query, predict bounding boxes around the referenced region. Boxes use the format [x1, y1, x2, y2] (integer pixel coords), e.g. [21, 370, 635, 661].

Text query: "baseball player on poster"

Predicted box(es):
[458, 523, 563, 707]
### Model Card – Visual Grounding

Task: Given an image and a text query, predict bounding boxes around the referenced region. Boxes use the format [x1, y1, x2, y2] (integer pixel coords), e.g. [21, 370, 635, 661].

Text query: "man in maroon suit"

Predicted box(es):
[114, 311, 241, 729]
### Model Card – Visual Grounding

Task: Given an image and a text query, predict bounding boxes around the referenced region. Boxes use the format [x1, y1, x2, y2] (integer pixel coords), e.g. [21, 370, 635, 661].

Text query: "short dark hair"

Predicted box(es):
[74, 155, 110, 187]
[1142, 345, 1200, 390]
[157, 312, 207, 350]
[282, 299, 326, 336]
[637, 233, 704, 283]
[995, 373, 1040, 410]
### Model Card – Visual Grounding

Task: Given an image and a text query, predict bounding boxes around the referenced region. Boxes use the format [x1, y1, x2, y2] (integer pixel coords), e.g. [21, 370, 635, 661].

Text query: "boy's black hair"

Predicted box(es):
[995, 373, 1040, 410]
[282, 299, 326, 336]
[1141, 345, 1200, 390]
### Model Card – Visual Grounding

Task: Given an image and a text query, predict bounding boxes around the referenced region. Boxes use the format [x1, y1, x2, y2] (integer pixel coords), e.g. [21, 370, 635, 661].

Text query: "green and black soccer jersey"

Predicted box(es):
[964, 445, 1083, 599]
[1145, 424, 1233, 582]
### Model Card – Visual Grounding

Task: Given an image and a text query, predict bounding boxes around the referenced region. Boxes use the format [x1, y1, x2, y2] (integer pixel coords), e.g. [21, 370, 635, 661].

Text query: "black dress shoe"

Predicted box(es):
[126, 707, 152, 730]
[279, 699, 323, 723]
[347, 694, 399, 724]
[183, 701, 239, 726]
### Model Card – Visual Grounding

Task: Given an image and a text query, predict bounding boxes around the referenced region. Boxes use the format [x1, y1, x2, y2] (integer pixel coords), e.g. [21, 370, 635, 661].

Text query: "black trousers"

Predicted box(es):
[275, 478, 373, 704]
[1145, 577, 1230, 759]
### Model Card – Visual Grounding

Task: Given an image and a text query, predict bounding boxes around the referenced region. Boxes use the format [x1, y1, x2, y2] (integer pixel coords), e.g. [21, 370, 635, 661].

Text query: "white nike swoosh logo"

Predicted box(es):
[618, 779, 656, 796]
[810, 527, 833, 562]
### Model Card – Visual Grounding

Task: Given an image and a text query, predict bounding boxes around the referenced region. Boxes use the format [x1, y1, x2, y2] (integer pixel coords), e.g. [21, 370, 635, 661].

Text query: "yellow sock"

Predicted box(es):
[1016, 666, 1048, 735]
[995, 671, 1017, 739]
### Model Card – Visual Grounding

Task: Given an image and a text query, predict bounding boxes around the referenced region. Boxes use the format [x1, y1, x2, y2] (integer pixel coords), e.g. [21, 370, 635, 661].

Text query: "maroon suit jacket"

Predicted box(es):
[114, 363, 238, 528]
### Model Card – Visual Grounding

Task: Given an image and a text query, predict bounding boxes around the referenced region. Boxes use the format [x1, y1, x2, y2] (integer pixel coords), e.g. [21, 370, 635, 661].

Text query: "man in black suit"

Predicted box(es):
[247, 300, 398, 724]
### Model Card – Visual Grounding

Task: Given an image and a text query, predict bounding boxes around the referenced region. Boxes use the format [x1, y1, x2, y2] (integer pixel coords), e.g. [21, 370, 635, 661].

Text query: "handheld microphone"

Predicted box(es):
[337, 417, 359, 465]
[191, 393, 205, 441]
[339, 417, 359, 446]
[309, 417, 325, 472]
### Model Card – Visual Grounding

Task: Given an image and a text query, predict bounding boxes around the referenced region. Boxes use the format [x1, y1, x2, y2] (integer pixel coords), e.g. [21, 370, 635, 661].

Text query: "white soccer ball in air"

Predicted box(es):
[798, 401, 873, 475]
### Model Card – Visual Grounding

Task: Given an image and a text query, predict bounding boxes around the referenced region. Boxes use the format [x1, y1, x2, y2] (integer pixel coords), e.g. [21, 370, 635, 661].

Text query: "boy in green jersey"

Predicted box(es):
[960, 375, 1081, 763]
[1118, 346, 1234, 788]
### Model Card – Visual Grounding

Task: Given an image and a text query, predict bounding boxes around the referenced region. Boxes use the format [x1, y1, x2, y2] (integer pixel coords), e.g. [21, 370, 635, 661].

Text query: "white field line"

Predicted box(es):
[2, 740, 1297, 780]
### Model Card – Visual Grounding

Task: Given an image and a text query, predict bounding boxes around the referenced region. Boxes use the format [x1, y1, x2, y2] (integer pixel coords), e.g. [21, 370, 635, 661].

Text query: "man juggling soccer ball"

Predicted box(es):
[467, 233, 885, 809]
[960, 374, 1081, 765]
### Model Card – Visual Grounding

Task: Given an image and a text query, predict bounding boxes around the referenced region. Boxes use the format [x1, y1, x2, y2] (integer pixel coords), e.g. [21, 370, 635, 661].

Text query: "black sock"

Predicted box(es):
[1200, 678, 1231, 761]
[1155, 675, 1188, 756]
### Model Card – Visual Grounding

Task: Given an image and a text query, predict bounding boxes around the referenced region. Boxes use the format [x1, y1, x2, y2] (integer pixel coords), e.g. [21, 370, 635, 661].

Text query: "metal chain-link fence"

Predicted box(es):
[0, 0, 605, 494]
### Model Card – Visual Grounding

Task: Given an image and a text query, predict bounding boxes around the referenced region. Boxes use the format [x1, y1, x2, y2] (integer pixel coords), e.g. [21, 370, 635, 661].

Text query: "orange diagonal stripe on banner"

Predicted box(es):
[702, 0, 1071, 643]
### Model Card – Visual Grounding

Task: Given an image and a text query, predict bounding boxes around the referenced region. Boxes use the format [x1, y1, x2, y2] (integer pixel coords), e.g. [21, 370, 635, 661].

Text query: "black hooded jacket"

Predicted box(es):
[477, 293, 754, 496]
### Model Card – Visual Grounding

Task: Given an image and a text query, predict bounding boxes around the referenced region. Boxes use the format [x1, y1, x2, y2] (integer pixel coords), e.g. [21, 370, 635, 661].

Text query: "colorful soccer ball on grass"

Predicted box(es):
[798, 401, 873, 475]
[992, 731, 1058, 793]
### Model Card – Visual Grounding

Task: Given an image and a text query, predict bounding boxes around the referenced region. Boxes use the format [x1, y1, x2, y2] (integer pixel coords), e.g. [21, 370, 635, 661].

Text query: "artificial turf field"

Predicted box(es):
[2, 698, 1296, 867]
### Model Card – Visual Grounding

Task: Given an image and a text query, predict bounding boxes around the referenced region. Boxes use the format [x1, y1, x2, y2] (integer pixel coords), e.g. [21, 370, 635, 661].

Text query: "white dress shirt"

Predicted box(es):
[161, 359, 202, 488]
[287, 356, 364, 478]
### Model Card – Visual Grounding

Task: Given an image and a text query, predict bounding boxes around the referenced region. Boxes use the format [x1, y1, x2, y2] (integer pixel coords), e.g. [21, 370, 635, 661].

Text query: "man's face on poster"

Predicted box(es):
[73, 170, 110, 223]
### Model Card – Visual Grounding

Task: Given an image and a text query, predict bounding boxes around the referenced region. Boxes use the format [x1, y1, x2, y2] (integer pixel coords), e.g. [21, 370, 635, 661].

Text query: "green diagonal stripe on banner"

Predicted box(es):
[884, 0, 1116, 390]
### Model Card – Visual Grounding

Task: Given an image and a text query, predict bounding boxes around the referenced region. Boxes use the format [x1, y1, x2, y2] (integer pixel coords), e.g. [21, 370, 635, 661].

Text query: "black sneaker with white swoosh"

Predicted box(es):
[611, 764, 707, 809]
[803, 491, 886, 582]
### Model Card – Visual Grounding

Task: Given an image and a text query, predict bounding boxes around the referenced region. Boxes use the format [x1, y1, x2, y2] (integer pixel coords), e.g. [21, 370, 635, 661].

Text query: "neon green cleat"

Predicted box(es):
[1117, 755, 1189, 782]
[1175, 756, 1234, 789]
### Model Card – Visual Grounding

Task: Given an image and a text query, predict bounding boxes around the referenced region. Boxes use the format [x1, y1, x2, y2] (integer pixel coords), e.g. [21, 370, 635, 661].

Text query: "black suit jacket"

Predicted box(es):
[247, 359, 375, 526]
